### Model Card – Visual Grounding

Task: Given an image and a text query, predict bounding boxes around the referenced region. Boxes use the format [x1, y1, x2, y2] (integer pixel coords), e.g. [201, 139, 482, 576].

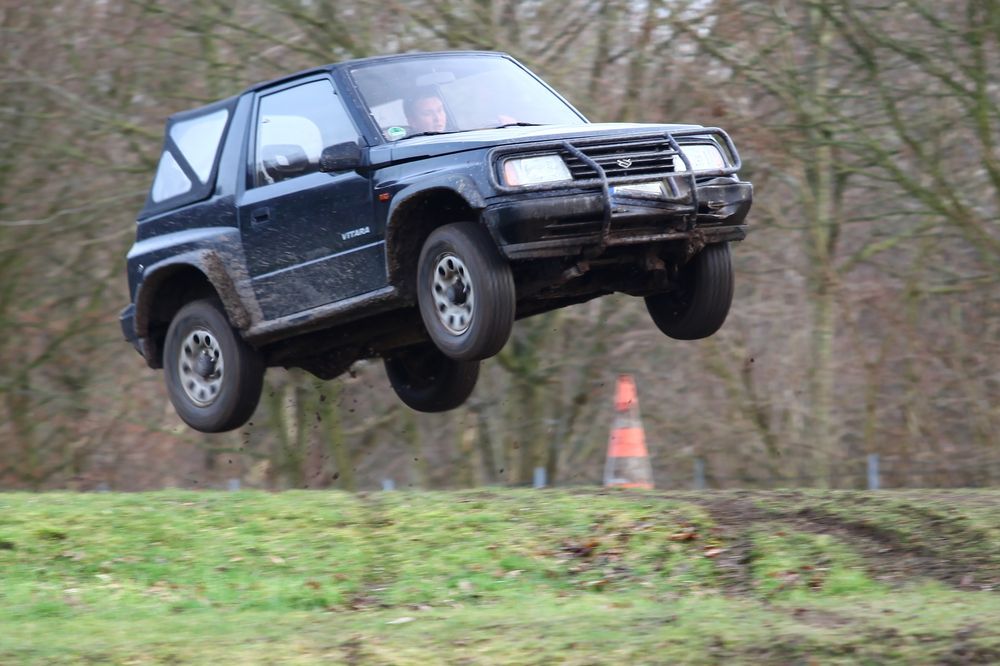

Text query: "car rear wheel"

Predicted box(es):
[163, 298, 264, 432]
[417, 222, 515, 361]
[384, 343, 480, 413]
[645, 242, 734, 340]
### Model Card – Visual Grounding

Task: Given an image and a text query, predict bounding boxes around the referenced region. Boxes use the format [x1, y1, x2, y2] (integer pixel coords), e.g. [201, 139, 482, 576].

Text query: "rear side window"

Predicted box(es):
[171, 110, 229, 183]
[150, 152, 191, 203]
[253, 79, 359, 187]
[150, 109, 229, 203]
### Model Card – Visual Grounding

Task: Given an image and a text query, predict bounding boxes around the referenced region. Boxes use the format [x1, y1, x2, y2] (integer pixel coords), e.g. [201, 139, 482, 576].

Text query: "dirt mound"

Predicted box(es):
[686, 490, 1000, 590]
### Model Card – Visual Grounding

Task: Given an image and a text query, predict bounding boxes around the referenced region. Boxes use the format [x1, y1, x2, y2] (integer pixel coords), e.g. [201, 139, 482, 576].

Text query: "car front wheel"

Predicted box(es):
[417, 222, 515, 361]
[645, 242, 734, 340]
[384, 343, 480, 413]
[163, 298, 264, 432]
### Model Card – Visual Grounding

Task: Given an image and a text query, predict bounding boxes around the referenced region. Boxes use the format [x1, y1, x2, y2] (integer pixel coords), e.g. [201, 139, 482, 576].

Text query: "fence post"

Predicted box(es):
[533, 466, 547, 489]
[693, 458, 706, 490]
[867, 454, 880, 490]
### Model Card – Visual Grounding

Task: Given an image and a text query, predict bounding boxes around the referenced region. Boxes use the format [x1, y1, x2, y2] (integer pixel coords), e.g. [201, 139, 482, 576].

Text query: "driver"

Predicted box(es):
[404, 91, 447, 134]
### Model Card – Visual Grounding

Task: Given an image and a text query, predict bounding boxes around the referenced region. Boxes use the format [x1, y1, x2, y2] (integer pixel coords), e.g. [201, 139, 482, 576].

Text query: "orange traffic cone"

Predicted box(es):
[604, 374, 654, 489]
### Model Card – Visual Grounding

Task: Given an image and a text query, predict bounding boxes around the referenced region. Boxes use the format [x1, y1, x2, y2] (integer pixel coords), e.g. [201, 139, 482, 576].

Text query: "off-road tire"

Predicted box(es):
[384, 343, 480, 412]
[163, 298, 264, 432]
[417, 222, 515, 361]
[645, 242, 734, 340]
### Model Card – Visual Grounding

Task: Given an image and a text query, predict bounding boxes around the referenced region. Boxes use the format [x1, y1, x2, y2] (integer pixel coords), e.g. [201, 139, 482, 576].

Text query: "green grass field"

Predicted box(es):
[2, 489, 1000, 664]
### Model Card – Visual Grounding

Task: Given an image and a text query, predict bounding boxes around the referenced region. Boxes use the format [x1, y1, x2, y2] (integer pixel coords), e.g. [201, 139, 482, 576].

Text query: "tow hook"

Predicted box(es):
[684, 232, 706, 261]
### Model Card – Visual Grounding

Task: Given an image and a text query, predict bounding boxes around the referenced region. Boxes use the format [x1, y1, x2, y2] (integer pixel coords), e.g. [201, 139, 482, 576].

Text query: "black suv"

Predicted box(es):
[120, 51, 752, 433]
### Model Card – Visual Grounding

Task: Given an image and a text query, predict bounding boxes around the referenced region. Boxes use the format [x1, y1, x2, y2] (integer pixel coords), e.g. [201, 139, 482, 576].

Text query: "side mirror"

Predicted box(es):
[319, 141, 363, 172]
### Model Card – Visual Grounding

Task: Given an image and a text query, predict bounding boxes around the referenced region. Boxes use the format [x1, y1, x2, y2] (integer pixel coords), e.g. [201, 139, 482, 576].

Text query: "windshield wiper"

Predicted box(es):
[400, 130, 465, 139]
[490, 122, 545, 129]
[399, 124, 545, 140]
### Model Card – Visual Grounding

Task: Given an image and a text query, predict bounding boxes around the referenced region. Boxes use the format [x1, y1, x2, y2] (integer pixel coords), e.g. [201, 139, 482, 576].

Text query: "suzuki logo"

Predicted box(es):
[616, 158, 633, 169]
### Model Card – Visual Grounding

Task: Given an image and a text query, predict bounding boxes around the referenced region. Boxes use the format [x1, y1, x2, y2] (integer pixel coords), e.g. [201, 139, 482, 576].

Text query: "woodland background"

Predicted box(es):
[1, 0, 997, 491]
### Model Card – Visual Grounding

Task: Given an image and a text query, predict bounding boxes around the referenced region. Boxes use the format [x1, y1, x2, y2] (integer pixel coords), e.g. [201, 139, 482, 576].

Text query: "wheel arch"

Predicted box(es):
[385, 178, 487, 297]
[134, 252, 251, 368]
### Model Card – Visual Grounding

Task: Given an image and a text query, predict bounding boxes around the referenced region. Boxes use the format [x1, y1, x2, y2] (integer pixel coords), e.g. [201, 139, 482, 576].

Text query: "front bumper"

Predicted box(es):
[483, 178, 752, 259]
[484, 128, 752, 260]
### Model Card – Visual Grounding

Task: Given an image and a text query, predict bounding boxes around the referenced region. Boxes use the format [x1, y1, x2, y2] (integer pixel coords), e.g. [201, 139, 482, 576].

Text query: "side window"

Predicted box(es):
[253, 79, 359, 187]
[150, 109, 228, 203]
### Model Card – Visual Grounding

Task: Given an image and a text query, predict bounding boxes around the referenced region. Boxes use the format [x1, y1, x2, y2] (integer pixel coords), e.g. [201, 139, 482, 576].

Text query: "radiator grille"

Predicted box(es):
[561, 139, 678, 180]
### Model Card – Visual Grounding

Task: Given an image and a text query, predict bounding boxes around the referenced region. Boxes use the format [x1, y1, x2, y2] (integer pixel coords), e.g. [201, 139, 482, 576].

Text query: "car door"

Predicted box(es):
[238, 76, 385, 321]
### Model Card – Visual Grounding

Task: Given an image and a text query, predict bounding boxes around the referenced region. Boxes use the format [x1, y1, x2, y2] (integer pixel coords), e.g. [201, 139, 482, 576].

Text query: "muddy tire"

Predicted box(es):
[384, 343, 479, 413]
[417, 222, 515, 361]
[645, 242, 734, 340]
[163, 298, 264, 432]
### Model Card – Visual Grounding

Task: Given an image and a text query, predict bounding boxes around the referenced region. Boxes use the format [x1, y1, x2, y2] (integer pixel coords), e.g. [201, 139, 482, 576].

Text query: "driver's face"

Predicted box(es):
[409, 96, 446, 133]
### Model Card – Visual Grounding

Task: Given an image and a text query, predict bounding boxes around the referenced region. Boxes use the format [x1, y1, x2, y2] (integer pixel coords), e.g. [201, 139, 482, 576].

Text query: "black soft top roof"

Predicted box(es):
[137, 94, 239, 220]
[243, 50, 511, 94]
[138, 51, 511, 220]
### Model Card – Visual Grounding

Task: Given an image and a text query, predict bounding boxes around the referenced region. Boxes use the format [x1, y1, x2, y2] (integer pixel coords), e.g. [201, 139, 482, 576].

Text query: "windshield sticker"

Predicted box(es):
[387, 126, 407, 140]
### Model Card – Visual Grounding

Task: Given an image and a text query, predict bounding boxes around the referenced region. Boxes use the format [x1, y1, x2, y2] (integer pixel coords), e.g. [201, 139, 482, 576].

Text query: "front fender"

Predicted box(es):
[385, 174, 487, 225]
[383, 175, 489, 287]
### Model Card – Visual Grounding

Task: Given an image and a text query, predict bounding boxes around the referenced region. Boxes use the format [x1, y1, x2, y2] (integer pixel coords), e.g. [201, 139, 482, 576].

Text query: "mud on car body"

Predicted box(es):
[120, 51, 752, 433]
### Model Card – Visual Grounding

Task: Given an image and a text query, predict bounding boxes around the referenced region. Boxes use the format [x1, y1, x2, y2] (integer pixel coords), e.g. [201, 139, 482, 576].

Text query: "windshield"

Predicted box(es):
[350, 54, 587, 141]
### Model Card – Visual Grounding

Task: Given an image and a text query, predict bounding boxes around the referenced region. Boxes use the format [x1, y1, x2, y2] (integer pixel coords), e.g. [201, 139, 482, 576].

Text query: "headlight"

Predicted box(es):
[502, 155, 572, 186]
[673, 144, 726, 172]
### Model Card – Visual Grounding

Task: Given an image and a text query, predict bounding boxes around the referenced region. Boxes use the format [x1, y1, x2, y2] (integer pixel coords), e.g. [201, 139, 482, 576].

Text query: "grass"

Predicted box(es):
[2, 489, 999, 664]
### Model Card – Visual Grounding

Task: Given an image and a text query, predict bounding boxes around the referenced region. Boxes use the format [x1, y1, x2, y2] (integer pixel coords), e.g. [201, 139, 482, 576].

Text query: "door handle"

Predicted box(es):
[250, 207, 270, 226]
